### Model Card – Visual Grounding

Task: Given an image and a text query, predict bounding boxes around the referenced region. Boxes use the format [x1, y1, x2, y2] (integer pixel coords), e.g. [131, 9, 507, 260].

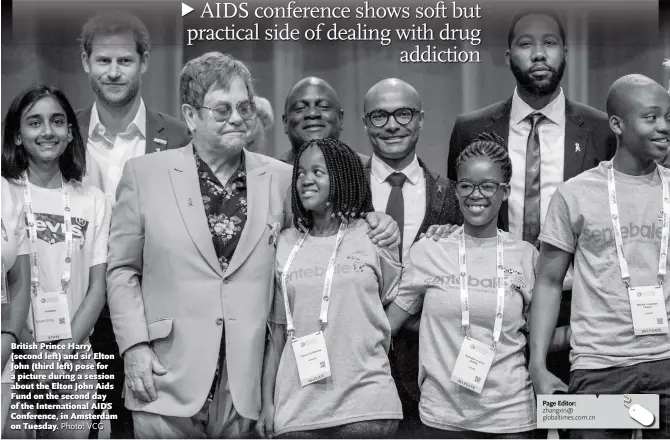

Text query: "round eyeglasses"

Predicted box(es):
[196, 99, 257, 123]
[456, 180, 507, 198]
[365, 107, 419, 128]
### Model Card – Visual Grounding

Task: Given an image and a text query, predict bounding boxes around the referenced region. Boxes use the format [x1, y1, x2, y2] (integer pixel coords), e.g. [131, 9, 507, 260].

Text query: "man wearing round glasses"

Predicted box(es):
[363, 78, 462, 438]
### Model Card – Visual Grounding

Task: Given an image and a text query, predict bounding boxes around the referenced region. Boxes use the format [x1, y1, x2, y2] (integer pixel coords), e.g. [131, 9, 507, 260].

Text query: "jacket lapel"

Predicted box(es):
[415, 158, 444, 242]
[169, 145, 223, 277]
[486, 98, 513, 231]
[76, 107, 92, 140]
[223, 150, 271, 279]
[146, 109, 169, 154]
[563, 100, 589, 180]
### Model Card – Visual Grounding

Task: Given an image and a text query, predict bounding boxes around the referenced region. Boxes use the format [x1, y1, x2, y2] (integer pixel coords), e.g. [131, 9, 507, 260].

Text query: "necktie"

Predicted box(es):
[385, 172, 408, 262]
[523, 112, 546, 248]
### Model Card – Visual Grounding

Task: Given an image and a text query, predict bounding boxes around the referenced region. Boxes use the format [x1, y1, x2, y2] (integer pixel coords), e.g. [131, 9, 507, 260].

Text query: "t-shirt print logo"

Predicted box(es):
[29, 213, 89, 248]
[346, 255, 364, 273]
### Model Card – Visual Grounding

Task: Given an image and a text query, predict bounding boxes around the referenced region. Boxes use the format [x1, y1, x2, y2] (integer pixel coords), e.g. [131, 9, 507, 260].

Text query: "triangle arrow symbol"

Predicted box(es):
[182, 3, 194, 17]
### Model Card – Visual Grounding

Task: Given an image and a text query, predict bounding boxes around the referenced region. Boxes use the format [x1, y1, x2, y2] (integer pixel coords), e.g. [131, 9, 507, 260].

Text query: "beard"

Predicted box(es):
[90, 77, 140, 108]
[510, 57, 566, 97]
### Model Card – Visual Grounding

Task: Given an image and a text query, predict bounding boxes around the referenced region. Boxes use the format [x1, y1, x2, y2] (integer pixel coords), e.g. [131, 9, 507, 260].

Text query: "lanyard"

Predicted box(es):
[281, 221, 348, 336]
[607, 165, 670, 288]
[21, 173, 73, 296]
[457, 226, 505, 349]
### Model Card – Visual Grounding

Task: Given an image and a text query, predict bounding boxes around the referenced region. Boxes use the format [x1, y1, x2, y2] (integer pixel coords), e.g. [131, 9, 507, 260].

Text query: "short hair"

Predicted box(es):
[507, 11, 566, 48]
[80, 11, 150, 56]
[291, 138, 374, 230]
[456, 132, 513, 184]
[2, 85, 86, 182]
[606, 74, 658, 118]
[180, 52, 255, 109]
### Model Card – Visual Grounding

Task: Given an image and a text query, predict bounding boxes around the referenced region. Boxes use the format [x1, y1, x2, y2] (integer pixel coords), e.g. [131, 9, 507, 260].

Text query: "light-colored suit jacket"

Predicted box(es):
[106, 144, 292, 419]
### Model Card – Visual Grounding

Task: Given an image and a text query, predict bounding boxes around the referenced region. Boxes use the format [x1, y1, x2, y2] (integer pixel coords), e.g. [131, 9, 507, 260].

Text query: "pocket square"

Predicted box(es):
[268, 222, 282, 246]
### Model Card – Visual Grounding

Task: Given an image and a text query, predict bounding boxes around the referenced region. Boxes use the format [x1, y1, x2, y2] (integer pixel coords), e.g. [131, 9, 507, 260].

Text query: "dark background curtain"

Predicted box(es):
[2, 0, 664, 177]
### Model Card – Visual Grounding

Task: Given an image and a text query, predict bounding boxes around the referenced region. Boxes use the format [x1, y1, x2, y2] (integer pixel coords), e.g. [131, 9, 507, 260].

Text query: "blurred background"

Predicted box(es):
[2, 0, 666, 176]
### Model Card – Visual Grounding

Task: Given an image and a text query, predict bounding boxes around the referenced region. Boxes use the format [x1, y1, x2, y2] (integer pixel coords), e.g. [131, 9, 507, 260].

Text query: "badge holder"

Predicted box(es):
[450, 331, 495, 394]
[1, 264, 9, 305]
[291, 322, 332, 387]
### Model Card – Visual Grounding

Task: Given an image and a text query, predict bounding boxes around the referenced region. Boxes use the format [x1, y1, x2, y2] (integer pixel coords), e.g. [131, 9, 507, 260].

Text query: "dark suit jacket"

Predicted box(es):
[367, 155, 463, 405]
[447, 97, 616, 231]
[76, 105, 191, 154]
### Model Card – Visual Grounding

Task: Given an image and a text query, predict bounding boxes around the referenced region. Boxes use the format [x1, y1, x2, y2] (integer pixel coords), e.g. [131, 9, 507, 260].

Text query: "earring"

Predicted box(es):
[325, 201, 331, 208]
[14, 137, 21, 146]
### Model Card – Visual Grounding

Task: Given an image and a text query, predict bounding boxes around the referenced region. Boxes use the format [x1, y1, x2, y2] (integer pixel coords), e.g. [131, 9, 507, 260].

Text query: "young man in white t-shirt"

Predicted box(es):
[530, 74, 670, 439]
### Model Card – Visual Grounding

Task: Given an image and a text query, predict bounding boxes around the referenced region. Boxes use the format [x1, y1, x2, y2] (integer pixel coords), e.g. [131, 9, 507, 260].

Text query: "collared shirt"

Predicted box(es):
[508, 87, 566, 241]
[194, 149, 248, 397]
[370, 154, 426, 259]
[83, 100, 147, 203]
[508, 87, 573, 289]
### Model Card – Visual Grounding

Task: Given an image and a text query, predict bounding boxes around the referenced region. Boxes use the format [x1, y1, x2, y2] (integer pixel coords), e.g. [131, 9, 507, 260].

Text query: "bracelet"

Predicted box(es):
[1, 331, 18, 344]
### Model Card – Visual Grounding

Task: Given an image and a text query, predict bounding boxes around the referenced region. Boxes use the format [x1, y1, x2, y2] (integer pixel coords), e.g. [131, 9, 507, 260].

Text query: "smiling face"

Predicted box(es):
[617, 83, 670, 162]
[363, 81, 423, 168]
[18, 96, 72, 166]
[82, 32, 147, 108]
[284, 80, 343, 151]
[297, 145, 332, 216]
[456, 156, 510, 231]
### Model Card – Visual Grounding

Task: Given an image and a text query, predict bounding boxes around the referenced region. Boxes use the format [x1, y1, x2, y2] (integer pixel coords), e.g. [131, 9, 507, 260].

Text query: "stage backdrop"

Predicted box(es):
[3, 0, 664, 177]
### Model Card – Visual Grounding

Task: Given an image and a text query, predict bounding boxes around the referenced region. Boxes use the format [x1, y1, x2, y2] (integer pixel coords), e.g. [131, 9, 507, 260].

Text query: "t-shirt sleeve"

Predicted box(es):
[374, 240, 402, 305]
[393, 243, 428, 315]
[539, 186, 577, 254]
[268, 232, 290, 325]
[90, 189, 111, 267]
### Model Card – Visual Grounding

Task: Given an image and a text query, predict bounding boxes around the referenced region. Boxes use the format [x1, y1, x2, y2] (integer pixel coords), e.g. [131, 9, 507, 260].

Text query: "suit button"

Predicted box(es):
[223, 279, 230, 284]
[216, 318, 223, 325]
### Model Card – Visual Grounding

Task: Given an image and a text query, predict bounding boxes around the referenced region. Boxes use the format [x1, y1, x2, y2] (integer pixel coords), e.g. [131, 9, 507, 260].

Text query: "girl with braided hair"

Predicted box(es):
[386, 133, 546, 438]
[262, 137, 403, 438]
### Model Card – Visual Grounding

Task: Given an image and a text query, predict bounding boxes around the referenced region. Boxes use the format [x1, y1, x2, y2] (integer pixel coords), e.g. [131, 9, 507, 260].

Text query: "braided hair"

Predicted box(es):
[455, 132, 513, 184]
[291, 137, 374, 231]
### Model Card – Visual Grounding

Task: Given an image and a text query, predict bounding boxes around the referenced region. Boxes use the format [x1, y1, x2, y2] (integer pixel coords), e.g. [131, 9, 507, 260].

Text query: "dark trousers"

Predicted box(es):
[567, 358, 670, 439]
[277, 419, 399, 439]
[422, 424, 537, 439]
[568, 359, 670, 439]
[389, 327, 423, 439]
[89, 304, 134, 439]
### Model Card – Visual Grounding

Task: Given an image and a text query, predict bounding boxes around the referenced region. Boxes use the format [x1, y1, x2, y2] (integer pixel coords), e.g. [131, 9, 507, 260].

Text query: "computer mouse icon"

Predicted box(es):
[629, 404, 655, 427]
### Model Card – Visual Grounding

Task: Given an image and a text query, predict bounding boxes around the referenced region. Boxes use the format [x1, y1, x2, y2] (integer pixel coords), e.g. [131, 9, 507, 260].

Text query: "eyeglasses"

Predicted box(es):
[196, 99, 256, 123]
[456, 180, 507, 198]
[365, 107, 419, 128]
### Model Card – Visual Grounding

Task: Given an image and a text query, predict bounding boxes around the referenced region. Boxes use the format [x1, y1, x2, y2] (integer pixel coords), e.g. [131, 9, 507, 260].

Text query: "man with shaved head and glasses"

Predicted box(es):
[363, 78, 462, 437]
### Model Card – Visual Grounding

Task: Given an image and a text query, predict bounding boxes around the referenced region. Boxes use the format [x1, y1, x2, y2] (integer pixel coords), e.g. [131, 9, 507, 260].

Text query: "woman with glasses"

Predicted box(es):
[386, 133, 549, 438]
[260, 138, 403, 439]
[2, 85, 110, 439]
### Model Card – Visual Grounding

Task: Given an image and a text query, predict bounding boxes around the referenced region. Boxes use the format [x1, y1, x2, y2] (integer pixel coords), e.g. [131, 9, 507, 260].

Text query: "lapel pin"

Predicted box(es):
[154, 138, 167, 146]
[575, 143, 581, 153]
[188, 198, 193, 207]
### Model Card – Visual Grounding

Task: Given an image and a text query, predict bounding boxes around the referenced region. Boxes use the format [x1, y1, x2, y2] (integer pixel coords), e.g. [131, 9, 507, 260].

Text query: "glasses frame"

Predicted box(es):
[455, 179, 508, 198]
[365, 107, 420, 128]
[196, 99, 257, 123]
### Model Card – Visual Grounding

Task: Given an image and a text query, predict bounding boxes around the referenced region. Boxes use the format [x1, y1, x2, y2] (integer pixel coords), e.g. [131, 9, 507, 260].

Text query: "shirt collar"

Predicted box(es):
[510, 87, 565, 126]
[370, 153, 423, 186]
[89, 98, 147, 138]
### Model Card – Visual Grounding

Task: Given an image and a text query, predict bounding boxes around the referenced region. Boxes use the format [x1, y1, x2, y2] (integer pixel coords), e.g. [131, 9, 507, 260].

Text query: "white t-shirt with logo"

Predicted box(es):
[540, 161, 670, 370]
[8, 179, 110, 338]
[394, 232, 538, 433]
[269, 218, 403, 435]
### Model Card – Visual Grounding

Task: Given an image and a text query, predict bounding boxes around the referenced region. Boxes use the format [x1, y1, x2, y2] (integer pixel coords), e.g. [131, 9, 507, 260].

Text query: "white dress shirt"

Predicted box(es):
[508, 87, 565, 241]
[370, 154, 426, 259]
[83, 100, 147, 203]
[508, 87, 573, 289]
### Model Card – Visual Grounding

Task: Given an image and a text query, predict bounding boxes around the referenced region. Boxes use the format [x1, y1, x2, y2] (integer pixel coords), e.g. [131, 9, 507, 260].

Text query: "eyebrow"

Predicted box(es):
[25, 112, 66, 119]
